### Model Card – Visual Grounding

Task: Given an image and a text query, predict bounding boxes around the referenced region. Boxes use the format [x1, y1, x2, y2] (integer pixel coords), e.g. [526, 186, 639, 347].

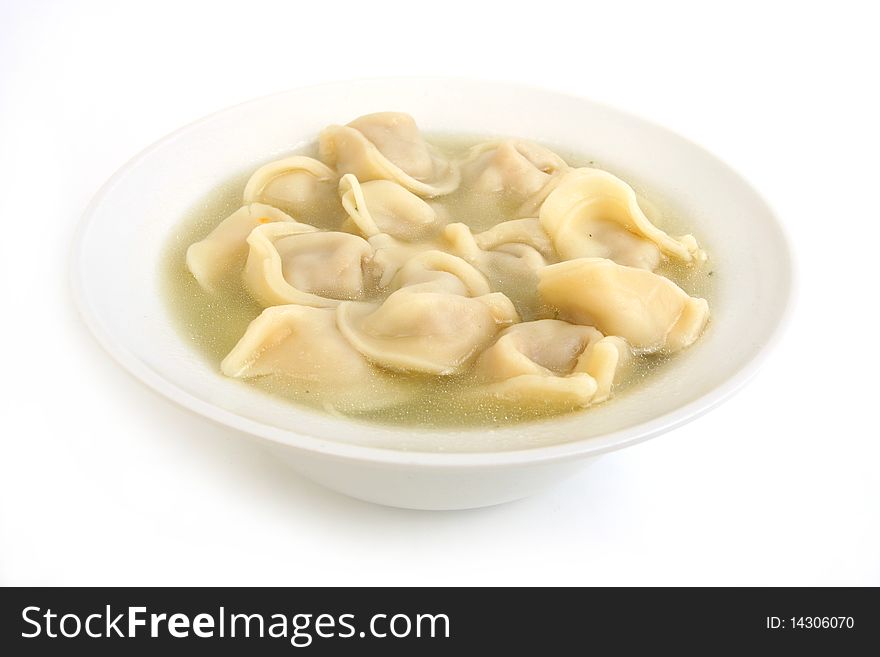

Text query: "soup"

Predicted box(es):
[162, 113, 712, 427]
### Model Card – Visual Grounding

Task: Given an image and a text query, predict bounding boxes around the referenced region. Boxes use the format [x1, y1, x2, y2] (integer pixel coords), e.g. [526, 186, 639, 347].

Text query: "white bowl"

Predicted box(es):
[72, 78, 792, 510]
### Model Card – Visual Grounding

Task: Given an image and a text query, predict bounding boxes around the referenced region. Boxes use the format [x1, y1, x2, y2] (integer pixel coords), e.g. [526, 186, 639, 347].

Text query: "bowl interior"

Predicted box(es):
[73, 78, 791, 459]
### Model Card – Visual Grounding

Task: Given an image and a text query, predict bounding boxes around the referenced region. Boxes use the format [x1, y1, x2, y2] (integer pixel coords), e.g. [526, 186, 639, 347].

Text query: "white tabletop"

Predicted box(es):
[1, 0, 877, 586]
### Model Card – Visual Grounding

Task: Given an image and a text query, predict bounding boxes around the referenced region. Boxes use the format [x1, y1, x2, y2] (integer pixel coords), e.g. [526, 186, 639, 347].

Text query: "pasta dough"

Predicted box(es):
[471, 320, 630, 406]
[443, 220, 551, 319]
[186, 203, 296, 292]
[319, 112, 460, 197]
[461, 139, 568, 200]
[171, 113, 712, 426]
[337, 255, 519, 375]
[367, 233, 444, 288]
[242, 156, 339, 222]
[339, 174, 442, 241]
[540, 168, 705, 269]
[221, 305, 408, 411]
[538, 257, 709, 353]
[389, 250, 491, 296]
[242, 222, 374, 308]
[337, 290, 519, 375]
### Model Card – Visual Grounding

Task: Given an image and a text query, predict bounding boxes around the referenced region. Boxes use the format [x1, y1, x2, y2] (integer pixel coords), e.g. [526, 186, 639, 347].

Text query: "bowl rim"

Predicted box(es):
[70, 76, 796, 469]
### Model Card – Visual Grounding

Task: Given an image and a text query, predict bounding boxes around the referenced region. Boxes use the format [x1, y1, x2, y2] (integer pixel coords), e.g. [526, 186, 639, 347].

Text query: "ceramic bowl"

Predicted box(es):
[72, 78, 793, 509]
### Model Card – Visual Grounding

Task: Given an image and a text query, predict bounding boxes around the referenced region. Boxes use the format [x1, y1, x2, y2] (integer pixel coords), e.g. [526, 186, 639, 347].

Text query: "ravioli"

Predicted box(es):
[242, 222, 374, 308]
[538, 257, 709, 353]
[319, 112, 460, 197]
[172, 112, 712, 427]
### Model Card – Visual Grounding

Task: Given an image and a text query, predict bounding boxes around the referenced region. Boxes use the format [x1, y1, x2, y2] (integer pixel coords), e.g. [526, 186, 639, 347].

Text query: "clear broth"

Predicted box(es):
[161, 136, 714, 428]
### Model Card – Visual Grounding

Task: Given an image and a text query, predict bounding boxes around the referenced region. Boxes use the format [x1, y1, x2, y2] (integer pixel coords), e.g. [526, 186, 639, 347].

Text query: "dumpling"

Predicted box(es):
[222, 305, 356, 378]
[540, 168, 705, 269]
[576, 333, 631, 403]
[444, 221, 549, 273]
[462, 140, 567, 196]
[366, 233, 443, 288]
[444, 220, 551, 319]
[337, 289, 519, 375]
[319, 112, 459, 197]
[338, 249, 515, 375]
[389, 250, 491, 296]
[243, 222, 374, 308]
[461, 139, 569, 211]
[186, 203, 296, 292]
[469, 217, 555, 258]
[471, 320, 630, 406]
[242, 156, 341, 227]
[538, 257, 709, 353]
[444, 218, 554, 265]
[444, 221, 548, 279]
[221, 305, 407, 411]
[338, 174, 443, 241]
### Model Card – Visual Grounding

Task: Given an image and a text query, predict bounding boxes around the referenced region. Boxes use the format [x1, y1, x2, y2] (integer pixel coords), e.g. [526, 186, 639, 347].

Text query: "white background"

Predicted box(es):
[1, 0, 878, 586]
